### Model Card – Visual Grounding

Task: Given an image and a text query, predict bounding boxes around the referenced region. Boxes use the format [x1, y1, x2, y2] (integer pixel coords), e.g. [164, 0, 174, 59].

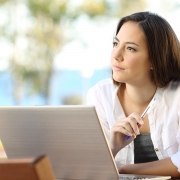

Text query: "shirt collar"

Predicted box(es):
[112, 83, 165, 117]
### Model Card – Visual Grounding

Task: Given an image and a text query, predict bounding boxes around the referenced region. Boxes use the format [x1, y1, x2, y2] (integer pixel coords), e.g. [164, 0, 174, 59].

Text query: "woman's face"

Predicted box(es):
[111, 21, 152, 85]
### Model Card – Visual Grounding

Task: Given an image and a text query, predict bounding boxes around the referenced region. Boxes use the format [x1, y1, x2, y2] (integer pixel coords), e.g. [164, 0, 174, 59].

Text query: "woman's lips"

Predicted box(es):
[113, 65, 125, 71]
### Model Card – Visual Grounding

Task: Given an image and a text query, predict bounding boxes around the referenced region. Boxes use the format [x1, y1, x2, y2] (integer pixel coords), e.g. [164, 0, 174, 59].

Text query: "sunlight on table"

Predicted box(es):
[0, 140, 7, 159]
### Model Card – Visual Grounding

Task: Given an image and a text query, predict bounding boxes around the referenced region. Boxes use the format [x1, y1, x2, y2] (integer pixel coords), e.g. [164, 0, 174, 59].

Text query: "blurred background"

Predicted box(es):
[0, 0, 180, 106]
[0, 0, 180, 158]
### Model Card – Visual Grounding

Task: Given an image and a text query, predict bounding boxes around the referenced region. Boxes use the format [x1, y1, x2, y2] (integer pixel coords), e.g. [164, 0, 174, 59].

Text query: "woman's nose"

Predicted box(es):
[112, 48, 123, 62]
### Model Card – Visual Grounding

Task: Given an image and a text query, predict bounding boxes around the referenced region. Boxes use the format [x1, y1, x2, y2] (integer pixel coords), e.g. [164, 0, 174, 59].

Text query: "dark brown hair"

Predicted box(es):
[113, 11, 180, 87]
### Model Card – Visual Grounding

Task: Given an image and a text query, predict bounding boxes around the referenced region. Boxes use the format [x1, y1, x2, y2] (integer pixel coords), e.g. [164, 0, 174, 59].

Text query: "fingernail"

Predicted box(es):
[140, 120, 144, 124]
[136, 130, 140, 135]
[133, 134, 136, 138]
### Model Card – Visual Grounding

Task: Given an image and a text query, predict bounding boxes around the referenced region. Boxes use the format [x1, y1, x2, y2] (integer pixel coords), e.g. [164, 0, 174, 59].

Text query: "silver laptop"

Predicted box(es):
[0, 106, 171, 180]
[0, 106, 119, 180]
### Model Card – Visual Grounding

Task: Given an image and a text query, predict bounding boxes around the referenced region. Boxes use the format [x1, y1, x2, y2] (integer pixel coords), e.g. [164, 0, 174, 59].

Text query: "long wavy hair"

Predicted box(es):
[113, 11, 180, 87]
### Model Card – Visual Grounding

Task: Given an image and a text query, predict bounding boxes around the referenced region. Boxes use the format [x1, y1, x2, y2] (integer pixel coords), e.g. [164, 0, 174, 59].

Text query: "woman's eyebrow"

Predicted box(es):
[126, 42, 139, 46]
[114, 36, 139, 46]
[114, 36, 119, 42]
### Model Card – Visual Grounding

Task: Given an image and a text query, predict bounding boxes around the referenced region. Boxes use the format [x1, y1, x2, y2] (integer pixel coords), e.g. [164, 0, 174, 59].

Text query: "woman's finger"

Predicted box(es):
[129, 112, 144, 125]
[112, 119, 138, 136]
[112, 126, 133, 137]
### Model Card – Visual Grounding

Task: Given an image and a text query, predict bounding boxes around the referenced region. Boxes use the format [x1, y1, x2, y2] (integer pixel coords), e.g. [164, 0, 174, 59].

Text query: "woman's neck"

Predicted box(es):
[119, 83, 157, 107]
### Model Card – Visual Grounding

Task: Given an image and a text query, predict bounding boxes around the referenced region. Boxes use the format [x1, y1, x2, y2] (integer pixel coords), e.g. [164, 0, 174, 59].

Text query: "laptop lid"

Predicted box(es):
[0, 106, 119, 180]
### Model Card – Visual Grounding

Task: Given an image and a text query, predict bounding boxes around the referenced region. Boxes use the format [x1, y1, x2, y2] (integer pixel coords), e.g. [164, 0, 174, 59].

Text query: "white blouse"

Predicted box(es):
[87, 78, 180, 173]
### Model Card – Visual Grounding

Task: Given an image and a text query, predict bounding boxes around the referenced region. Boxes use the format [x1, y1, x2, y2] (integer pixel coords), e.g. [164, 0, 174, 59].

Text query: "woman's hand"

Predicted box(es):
[110, 112, 144, 157]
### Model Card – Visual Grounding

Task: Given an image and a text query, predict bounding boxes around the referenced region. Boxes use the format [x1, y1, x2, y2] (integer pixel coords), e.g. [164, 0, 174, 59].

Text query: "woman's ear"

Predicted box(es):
[150, 63, 153, 70]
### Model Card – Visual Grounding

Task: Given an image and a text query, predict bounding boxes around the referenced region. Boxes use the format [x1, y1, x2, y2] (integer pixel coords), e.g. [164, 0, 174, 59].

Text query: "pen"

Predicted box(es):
[142, 177, 171, 180]
[126, 97, 156, 140]
[133, 177, 171, 180]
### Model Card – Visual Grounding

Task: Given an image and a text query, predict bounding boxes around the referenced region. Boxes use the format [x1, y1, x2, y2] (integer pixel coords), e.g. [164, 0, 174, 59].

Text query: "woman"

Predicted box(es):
[87, 12, 180, 177]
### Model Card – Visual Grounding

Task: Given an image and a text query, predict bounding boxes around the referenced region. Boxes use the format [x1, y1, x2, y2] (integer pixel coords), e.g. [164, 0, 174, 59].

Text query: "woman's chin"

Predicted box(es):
[113, 76, 124, 83]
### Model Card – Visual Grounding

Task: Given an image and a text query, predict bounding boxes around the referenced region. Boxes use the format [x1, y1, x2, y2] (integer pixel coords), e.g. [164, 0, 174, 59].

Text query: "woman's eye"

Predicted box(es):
[127, 47, 135, 51]
[113, 42, 118, 47]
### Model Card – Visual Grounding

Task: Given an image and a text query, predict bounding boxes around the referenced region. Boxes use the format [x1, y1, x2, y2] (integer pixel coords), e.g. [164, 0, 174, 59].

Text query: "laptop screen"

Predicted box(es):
[0, 106, 119, 180]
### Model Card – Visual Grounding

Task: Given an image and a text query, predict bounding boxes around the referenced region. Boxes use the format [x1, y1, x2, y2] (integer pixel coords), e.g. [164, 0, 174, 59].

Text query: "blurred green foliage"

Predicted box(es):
[80, 0, 110, 18]
[0, 0, 148, 105]
[115, 0, 147, 17]
[0, 0, 9, 5]
[27, 0, 75, 22]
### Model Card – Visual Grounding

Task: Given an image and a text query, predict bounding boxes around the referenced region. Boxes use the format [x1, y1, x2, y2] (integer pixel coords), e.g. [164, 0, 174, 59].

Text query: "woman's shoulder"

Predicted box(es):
[87, 78, 117, 99]
[89, 78, 115, 92]
[87, 78, 113, 105]
[165, 80, 180, 92]
[94, 78, 113, 86]
[162, 80, 180, 100]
